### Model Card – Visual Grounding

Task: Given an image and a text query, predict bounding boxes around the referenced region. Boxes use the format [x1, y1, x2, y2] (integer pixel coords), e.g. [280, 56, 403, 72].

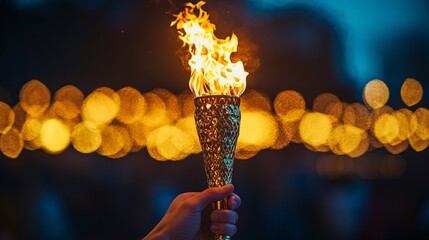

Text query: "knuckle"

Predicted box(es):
[227, 224, 238, 236]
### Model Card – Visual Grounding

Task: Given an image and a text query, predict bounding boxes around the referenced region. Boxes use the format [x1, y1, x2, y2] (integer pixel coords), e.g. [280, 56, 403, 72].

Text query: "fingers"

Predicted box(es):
[190, 184, 234, 211]
[210, 209, 238, 236]
[227, 193, 241, 210]
[211, 223, 237, 236]
[210, 209, 238, 224]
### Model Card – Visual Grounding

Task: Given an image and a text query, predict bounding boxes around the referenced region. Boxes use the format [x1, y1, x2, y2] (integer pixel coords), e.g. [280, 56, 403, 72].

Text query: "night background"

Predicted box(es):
[1, 0, 429, 239]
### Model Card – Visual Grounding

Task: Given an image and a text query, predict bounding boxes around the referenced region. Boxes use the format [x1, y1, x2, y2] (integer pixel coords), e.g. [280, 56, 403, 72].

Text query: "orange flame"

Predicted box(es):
[171, 1, 248, 97]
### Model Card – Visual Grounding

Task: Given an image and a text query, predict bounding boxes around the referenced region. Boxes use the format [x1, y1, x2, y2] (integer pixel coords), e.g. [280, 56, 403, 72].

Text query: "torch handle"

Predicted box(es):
[213, 198, 231, 240]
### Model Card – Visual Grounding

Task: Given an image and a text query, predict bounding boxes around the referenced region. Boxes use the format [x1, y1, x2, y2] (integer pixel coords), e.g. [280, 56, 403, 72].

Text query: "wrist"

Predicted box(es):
[144, 226, 172, 240]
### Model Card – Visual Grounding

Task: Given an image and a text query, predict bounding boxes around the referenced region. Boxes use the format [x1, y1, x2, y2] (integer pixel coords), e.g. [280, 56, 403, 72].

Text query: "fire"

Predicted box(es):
[171, 1, 248, 97]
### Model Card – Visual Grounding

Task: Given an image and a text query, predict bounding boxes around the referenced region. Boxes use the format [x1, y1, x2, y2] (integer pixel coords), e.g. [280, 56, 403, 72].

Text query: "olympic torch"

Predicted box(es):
[171, 1, 248, 239]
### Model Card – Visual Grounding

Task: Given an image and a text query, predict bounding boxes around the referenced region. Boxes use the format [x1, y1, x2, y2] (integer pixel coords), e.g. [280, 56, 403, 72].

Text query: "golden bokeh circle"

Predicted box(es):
[0, 128, 24, 158]
[0, 102, 15, 134]
[363, 79, 389, 109]
[19, 79, 51, 117]
[274, 90, 306, 122]
[71, 121, 102, 153]
[40, 118, 71, 153]
[299, 112, 332, 147]
[401, 78, 423, 107]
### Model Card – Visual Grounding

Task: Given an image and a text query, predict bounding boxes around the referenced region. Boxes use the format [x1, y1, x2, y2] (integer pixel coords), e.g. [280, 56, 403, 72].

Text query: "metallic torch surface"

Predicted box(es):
[194, 95, 241, 240]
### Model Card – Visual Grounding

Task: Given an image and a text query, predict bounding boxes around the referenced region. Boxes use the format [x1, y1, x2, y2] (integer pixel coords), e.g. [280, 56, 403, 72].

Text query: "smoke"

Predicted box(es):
[232, 32, 261, 73]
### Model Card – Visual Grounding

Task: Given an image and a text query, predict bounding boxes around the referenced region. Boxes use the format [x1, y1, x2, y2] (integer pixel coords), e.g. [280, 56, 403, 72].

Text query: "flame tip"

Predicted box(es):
[172, 1, 248, 97]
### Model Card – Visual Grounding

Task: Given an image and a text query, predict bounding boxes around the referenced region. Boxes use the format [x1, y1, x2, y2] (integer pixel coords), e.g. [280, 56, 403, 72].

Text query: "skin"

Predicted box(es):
[144, 184, 241, 240]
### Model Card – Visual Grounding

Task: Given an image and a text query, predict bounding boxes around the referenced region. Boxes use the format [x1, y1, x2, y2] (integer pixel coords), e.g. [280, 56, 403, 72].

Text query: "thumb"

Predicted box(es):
[191, 184, 234, 211]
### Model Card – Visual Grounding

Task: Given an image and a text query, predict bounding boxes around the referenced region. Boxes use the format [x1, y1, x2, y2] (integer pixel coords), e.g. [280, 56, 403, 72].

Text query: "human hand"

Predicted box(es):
[144, 184, 241, 240]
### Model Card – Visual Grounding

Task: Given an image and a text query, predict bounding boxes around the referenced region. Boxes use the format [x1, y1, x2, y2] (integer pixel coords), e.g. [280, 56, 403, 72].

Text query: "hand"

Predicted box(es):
[144, 184, 241, 240]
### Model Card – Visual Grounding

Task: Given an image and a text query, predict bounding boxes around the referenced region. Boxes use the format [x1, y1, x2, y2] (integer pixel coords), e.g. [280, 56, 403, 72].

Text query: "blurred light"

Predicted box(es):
[363, 79, 389, 109]
[19, 79, 51, 117]
[153, 89, 180, 123]
[116, 87, 146, 124]
[235, 148, 259, 160]
[401, 78, 423, 107]
[81, 87, 120, 127]
[1, 78, 427, 159]
[409, 133, 429, 152]
[313, 93, 342, 118]
[107, 125, 133, 159]
[127, 121, 149, 152]
[274, 90, 306, 122]
[54, 85, 84, 106]
[347, 132, 369, 158]
[152, 125, 189, 161]
[237, 111, 278, 155]
[350, 103, 371, 130]
[71, 121, 102, 153]
[12, 103, 27, 130]
[329, 124, 365, 156]
[0, 128, 24, 158]
[178, 91, 195, 117]
[40, 118, 71, 153]
[325, 101, 344, 120]
[341, 104, 356, 125]
[140, 91, 168, 129]
[241, 90, 272, 112]
[270, 117, 291, 150]
[413, 108, 429, 141]
[0, 102, 15, 134]
[97, 125, 124, 157]
[24, 137, 42, 151]
[373, 113, 400, 144]
[384, 140, 409, 155]
[175, 116, 201, 154]
[21, 118, 42, 141]
[146, 128, 167, 161]
[393, 109, 416, 142]
[283, 120, 302, 143]
[52, 85, 84, 120]
[299, 112, 332, 147]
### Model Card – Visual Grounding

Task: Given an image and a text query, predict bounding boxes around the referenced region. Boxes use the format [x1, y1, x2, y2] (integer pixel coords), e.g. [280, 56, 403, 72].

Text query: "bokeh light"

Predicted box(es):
[401, 78, 423, 107]
[299, 112, 332, 147]
[53, 85, 84, 120]
[40, 118, 71, 153]
[0, 128, 24, 158]
[363, 79, 389, 109]
[373, 113, 400, 145]
[274, 90, 306, 122]
[0, 102, 15, 134]
[237, 110, 278, 153]
[19, 80, 51, 117]
[0, 78, 426, 159]
[71, 121, 102, 154]
[81, 87, 120, 127]
[97, 125, 125, 157]
[116, 87, 146, 124]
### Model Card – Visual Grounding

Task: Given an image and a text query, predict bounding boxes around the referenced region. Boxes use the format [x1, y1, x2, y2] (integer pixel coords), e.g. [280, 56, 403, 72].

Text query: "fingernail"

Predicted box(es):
[211, 224, 219, 232]
[212, 212, 219, 221]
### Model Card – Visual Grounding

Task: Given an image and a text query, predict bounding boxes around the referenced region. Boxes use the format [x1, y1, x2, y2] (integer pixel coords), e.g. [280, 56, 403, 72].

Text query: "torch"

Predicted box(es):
[172, 1, 248, 239]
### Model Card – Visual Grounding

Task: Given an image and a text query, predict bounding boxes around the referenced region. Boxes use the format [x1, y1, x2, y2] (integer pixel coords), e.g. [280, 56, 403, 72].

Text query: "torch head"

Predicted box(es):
[194, 95, 241, 187]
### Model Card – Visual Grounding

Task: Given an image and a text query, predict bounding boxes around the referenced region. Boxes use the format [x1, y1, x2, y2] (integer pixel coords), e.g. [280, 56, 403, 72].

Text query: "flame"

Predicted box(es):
[171, 1, 248, 97]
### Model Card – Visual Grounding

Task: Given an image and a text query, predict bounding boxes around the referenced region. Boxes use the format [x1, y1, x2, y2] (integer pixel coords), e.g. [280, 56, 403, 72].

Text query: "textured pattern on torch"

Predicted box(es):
[194, 96, 241, 188]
